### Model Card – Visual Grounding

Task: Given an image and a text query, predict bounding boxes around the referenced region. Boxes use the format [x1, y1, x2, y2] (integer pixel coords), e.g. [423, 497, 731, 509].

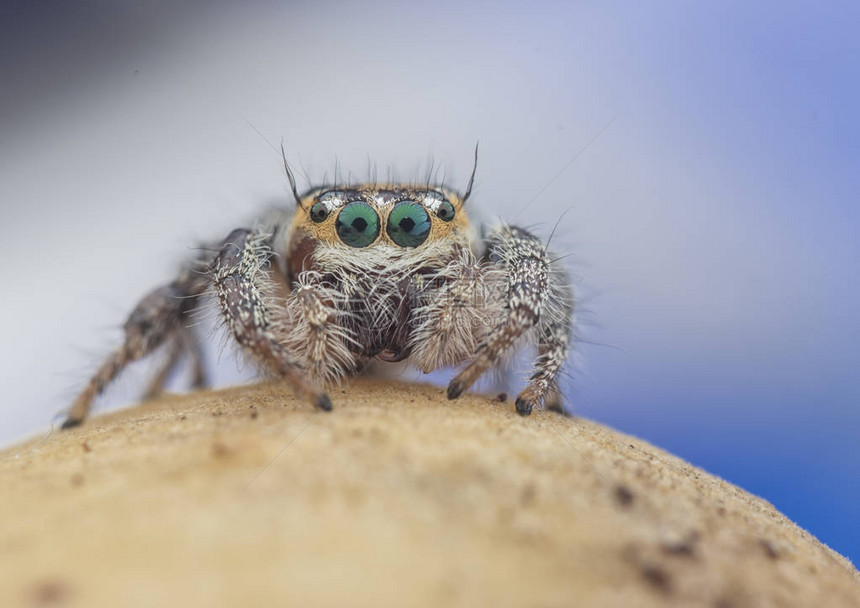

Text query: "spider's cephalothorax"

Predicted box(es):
[62, 170, 575, 428]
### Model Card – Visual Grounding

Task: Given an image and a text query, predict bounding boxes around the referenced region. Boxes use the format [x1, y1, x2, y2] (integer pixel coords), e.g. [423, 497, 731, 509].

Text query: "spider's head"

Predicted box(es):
[290, 185, 471, 250]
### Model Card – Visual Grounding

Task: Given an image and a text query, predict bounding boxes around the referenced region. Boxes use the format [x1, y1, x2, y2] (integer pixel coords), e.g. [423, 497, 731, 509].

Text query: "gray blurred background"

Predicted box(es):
[1, 1, 858, 561]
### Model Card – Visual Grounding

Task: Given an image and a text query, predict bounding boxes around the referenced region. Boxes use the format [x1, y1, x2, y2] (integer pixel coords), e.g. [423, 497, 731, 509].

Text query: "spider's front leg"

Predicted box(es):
[447, 225, 574, 416]
[212, 229, 332, 411]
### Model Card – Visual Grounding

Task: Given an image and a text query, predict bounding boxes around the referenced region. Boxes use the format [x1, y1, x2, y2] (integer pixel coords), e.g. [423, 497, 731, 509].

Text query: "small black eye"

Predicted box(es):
[336, 201, 380, 247]
[435, 200, 455, 222]
[388, 201, 431, 247]
[310, 202, 330, 223]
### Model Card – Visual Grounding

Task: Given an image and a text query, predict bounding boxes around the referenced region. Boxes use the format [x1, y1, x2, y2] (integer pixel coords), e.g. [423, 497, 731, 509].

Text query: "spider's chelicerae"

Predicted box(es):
[62, 156, 575, 428]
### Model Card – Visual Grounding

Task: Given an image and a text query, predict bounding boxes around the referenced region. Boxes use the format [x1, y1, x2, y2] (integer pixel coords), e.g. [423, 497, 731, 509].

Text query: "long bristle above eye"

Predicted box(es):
[280, 141, 303, 209]
[462, 141, 479, 204]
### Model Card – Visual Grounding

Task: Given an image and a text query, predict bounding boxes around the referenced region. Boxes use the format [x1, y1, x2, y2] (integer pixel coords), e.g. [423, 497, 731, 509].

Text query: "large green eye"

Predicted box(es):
[387, 201, 431, 247]
[310, 202, 330, 223]
[336, 201, 379, 248]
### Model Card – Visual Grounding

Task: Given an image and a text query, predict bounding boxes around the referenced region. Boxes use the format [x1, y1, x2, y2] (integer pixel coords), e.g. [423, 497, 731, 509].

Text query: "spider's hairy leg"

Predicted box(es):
[141, 335, 182, 401]
[142, 326, 208, 400]
[186, 325, 209, 390]
[447, 225, 573, 416]
[62, 267, 209, 429]
[515, 273, 574, 416]
[408, 251, 488, 372]
[273, 277, 358, 387]
[212, 229, 332, 411]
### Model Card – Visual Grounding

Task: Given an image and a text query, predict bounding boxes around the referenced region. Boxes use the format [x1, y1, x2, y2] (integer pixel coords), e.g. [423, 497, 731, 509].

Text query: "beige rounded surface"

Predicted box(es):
[1, 380, 857, 608]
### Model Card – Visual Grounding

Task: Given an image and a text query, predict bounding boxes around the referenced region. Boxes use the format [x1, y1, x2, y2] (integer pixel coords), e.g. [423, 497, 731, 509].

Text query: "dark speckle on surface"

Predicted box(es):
[520, 483, 536, 507]
[640, 563, 672, 594]
[29, 579, 71, 605]
[614, 484, 634, 507]
[759, 539, 780, 560]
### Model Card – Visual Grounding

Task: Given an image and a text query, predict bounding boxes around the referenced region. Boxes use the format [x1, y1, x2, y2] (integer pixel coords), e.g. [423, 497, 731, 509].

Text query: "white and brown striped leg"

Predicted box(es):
[212, 229, 332, 411]
[447, 225, 573, 416]
[62, 268, 209, 429]
[518, 322, 572, 416]
[517, 256, 575, 415]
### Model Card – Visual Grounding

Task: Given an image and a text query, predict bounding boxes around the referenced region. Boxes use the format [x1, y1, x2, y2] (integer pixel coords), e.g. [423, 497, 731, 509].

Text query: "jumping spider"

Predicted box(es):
[62, 154, 575, 428]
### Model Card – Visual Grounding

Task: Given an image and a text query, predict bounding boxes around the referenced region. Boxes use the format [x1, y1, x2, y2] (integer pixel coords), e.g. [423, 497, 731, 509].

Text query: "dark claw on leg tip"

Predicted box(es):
[447, 381, 464, 400]
[61, 418, 83, 430]
[314, 394, 333, 411]
[515, 397, 533, 416]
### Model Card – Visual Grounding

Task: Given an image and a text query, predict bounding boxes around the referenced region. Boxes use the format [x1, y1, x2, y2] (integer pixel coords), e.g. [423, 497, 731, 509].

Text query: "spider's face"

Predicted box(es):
[283, 183, 476, 284]
[291, 185, 470, 250]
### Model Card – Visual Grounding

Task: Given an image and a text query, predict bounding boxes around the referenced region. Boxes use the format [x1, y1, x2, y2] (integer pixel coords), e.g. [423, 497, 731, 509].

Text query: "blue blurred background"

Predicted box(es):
[1, 2, 857, 563]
